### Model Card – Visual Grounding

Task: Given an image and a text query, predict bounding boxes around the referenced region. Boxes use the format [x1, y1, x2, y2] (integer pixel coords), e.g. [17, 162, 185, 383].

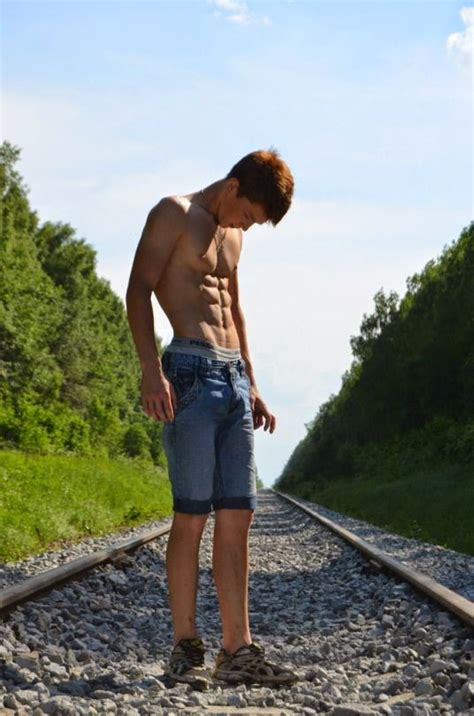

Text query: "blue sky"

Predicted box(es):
[3, 0, 472, 486]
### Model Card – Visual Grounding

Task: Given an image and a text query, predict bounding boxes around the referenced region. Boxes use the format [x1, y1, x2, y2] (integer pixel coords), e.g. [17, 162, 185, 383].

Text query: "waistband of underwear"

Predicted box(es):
[164, 336, 242, 362]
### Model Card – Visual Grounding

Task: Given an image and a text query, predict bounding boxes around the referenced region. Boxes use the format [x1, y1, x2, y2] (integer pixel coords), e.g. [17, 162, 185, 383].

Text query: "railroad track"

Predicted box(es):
[2, 490, 472, 626]
[1, 489, 473, 714]
[274, 491, 474, 628]
[0, 523, 172, 615]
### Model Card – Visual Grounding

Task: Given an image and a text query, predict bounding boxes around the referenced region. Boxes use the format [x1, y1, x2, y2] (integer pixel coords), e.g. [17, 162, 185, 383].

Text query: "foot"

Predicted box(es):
[163, 637, 211, 690]
[212, 641, 299, 686]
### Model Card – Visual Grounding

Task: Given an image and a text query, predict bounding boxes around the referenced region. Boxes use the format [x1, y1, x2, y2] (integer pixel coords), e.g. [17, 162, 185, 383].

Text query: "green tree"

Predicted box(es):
[0, 140, 164, 463]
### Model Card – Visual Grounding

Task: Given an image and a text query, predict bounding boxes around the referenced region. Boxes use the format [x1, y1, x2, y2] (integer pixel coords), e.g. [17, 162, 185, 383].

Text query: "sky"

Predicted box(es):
[2, 0, 472, 487]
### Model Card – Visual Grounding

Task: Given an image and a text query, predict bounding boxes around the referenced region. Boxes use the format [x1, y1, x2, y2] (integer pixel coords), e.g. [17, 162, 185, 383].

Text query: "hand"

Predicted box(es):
[249, 387, 276, 433]
[140, 370, 177, 422]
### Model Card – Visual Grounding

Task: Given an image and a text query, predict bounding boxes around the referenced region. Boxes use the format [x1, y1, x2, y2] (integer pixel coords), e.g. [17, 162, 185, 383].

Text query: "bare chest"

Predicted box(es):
[180, 226, 241, 277]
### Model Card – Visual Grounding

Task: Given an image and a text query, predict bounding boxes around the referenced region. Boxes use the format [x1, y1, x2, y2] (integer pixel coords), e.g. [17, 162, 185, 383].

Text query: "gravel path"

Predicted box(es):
[1, 489, 473, 715]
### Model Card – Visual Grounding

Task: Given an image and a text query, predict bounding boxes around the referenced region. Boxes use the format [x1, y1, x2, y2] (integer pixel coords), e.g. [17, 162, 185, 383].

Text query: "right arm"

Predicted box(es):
[126, 197, 186, 422]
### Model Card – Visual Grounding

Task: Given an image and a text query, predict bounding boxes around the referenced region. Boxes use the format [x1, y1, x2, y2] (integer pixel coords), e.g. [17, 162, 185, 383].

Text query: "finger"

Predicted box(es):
[151, 398, 165, 420]
[162, 394, 175, 422]
[144, 397, 156, 420]
[158, 384, 176, 422]
[261, 409, 270, 431]
[266, 413, 275, 432]
[147, 396, 167, 422]
[170, 385, 178, 413]
[269, 414, 276, 434]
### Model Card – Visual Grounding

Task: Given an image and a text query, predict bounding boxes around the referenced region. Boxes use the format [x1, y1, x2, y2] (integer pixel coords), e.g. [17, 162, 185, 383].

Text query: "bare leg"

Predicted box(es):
[212, 508, 254, 654]
[166, 512, 209, 645]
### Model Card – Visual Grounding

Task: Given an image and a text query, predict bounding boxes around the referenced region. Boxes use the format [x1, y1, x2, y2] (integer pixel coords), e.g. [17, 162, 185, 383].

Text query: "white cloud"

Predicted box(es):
[208, 0, 270, 26]
[447, 6, 474, 68]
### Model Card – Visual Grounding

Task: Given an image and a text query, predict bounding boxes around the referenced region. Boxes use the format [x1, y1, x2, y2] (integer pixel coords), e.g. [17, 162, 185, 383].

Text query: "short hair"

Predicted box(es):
[226, 147, 294, 226]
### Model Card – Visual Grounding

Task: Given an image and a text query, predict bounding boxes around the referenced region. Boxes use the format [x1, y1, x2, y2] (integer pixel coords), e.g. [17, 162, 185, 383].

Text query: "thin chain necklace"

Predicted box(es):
[214, 227, 226, 254]
[199, 189, 226, 254]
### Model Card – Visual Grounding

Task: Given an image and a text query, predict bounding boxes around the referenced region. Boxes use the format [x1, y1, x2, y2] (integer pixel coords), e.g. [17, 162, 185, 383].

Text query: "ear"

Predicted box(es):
[227, 177, 240, 196]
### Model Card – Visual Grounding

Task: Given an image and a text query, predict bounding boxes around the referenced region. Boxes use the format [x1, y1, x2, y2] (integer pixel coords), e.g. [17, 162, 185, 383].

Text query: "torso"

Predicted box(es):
[153, 194, 242, 349]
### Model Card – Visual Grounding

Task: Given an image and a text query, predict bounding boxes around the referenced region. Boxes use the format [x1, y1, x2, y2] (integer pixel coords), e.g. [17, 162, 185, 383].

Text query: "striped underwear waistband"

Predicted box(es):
[165, 336, 242, 362]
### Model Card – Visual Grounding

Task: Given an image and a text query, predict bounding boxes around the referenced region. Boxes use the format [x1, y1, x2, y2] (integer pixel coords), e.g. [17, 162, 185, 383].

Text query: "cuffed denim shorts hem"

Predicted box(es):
[213, 495, 257, 511]
[173, 497, 213, 514]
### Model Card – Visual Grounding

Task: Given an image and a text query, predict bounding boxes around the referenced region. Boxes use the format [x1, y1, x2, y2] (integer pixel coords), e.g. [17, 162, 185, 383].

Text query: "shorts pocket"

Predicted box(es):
[172, 366, 200, 414]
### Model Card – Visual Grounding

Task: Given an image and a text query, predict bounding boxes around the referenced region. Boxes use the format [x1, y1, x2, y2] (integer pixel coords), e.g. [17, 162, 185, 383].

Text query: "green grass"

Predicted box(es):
[293, 462, 474, 555]
[0, 449, 173, 563]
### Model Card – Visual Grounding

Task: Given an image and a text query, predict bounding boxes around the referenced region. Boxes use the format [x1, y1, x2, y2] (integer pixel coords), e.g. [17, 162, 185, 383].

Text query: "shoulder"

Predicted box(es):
[149, 195, 187, 222]
[144, 196, 189, 240]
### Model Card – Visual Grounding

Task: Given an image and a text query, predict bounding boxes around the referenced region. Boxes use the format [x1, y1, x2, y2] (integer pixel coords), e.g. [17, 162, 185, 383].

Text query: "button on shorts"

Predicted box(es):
[161, 349, 258, 514]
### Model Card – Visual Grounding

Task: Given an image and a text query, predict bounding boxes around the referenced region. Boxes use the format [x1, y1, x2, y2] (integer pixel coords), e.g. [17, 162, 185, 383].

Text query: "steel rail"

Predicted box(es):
[273, 490, 474, 627]
[0, 522, 172, 614]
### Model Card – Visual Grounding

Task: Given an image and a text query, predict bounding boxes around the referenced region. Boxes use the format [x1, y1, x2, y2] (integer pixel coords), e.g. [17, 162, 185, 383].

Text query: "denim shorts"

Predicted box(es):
[160, 338, 258, 514]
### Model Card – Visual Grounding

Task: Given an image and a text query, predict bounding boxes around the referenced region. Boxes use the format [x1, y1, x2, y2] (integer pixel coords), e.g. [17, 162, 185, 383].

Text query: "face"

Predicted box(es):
[218, 179, 267, 231]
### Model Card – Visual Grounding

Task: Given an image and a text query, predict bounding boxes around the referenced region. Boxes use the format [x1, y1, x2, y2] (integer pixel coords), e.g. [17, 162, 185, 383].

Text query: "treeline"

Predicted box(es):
[275, 222, 474, 494]
[0, 141, 165, 464]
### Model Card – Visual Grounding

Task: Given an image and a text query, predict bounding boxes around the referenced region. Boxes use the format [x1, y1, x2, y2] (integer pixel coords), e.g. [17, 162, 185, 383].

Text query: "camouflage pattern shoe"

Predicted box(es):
[212, 641, 299, 686]
[163, 637, 211, 689]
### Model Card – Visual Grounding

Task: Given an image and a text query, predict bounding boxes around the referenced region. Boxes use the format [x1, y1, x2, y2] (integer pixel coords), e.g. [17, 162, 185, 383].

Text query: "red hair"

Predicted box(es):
[226, 147, 294, 225]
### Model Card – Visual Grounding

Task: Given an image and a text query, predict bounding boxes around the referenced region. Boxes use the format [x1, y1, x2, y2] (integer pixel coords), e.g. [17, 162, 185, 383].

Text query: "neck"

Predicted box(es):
[195, 179, 226, 223]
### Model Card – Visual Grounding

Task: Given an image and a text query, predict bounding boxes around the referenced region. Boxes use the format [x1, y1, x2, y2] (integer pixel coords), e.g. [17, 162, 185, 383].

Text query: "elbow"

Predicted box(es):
[125, 280, 152, 310]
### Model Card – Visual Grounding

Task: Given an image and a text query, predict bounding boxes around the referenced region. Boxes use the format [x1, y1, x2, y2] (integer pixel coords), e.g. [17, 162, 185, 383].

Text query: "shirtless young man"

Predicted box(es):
[126, 149, 298, 688]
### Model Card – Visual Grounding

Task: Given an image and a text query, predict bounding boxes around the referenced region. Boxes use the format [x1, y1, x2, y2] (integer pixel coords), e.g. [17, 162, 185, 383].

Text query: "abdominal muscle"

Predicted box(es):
[153, 259, 241, 350]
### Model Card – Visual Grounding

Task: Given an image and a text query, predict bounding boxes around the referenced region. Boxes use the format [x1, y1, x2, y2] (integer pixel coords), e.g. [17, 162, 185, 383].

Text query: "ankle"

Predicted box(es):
[174, 633, 200, 646]
[223, 638, 252, 656]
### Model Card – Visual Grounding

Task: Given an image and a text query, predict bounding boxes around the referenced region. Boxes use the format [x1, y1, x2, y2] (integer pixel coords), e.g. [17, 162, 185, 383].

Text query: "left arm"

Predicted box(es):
[228, 265, 276, 433]
[229, 265, 258, 389]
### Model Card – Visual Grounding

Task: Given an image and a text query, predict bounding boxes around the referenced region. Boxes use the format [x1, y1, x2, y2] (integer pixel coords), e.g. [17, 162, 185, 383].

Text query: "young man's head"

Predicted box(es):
[218, 148, 294, 231]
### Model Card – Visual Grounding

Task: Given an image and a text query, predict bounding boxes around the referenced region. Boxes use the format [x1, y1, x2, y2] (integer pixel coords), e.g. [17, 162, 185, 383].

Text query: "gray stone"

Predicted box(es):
[449, 688, 469, 710]
[43, 662, 67, 677]
[13, 689, 40, 705]
[461, 680, 474, 703]
[385, 678, 405, 695]
[415, 678, 433, 696]
[433, 673, 450, 687]
[3, 693, 19, 709]
[429, 659, 449, 675]
[12, 654, 40, 672]
[403, 664, 420, 678]
[321, 683, 342, 702]
[40, 696, 78, 715]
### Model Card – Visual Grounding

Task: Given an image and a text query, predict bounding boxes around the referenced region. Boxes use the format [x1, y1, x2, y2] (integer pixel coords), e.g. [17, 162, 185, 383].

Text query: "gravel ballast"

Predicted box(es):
[1, 489, 473, 714]
[288, 493, 474, 602]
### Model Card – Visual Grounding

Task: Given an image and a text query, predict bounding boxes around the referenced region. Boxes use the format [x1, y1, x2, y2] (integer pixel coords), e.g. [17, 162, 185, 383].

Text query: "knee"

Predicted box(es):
[214, 509, 254, 538]
[172, 511, 209, 538]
